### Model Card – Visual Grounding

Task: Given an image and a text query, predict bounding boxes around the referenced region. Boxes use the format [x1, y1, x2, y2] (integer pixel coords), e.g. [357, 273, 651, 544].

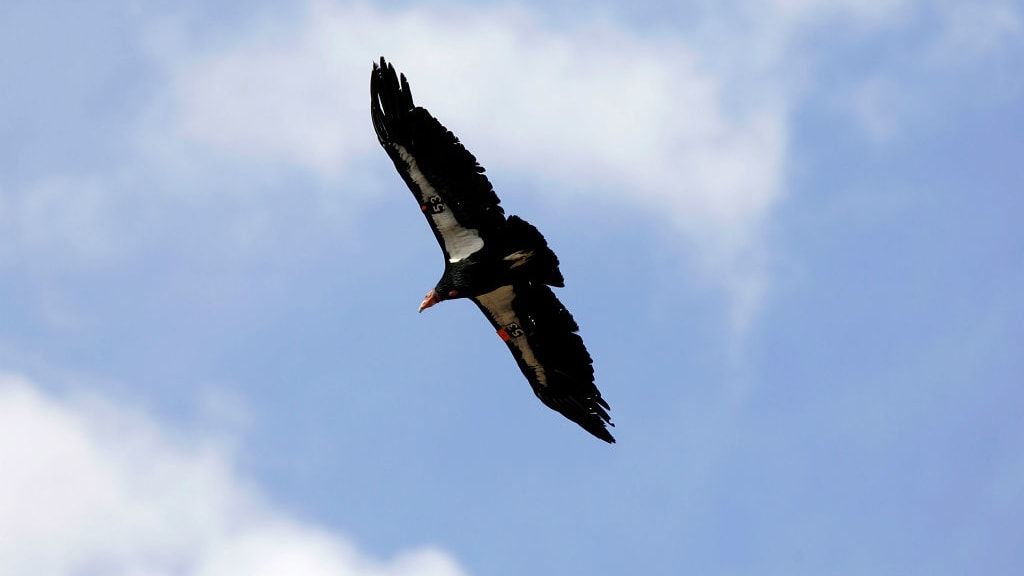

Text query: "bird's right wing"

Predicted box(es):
[371, 57, 506, 263]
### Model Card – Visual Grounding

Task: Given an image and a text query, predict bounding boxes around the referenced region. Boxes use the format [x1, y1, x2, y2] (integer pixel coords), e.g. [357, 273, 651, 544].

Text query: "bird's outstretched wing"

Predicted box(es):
[473, 282, 615, 443]
[370, 57, 506, 263]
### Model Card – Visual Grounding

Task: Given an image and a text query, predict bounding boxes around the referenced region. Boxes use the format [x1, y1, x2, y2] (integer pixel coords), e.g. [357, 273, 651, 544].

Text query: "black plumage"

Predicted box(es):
[370, 57, 614, 443]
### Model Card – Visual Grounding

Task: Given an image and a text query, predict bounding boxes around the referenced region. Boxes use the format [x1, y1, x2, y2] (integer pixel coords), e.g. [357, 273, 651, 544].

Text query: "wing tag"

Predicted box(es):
[422, 195, 445, 213]
[498, 322, 525, 341]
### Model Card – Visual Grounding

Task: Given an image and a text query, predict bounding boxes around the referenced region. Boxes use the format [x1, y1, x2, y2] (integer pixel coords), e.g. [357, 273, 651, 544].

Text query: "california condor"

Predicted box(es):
[370, 57, 614, 443]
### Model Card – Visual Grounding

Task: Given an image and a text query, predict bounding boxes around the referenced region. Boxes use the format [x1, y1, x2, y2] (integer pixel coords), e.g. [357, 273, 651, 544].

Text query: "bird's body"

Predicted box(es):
[370, 58, 614, 443]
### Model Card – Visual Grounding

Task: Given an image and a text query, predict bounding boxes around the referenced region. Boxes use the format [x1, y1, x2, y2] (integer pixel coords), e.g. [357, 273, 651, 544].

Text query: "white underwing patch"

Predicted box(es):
[395, 145, 485, 262]
[476, 285, 548, 386]
[503, 250, 534, 268]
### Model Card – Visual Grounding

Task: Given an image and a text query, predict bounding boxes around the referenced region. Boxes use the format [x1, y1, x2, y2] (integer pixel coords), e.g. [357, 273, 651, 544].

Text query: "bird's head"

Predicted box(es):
[420, 262, 477, 312]
[418, 287, 460, 313]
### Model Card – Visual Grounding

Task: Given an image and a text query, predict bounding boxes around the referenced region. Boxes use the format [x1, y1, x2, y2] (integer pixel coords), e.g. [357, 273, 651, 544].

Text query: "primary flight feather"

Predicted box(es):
[370, 57, 614, 443]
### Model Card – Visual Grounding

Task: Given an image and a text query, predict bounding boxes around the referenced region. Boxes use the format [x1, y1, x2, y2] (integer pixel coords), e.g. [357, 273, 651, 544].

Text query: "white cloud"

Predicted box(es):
[8, 0, 1009, 336]
[0, 176, 114, 268]
[932, 1, 1022, 62]
[162, 0, 1008, 334]
[0, 374, 465, 576]
[157, 1, 790, 335]
[820, 0, 1022, 143]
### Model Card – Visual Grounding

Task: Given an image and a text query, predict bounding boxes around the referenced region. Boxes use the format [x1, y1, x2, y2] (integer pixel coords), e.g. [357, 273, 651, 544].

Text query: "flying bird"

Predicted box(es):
[370, 57, 615, 443]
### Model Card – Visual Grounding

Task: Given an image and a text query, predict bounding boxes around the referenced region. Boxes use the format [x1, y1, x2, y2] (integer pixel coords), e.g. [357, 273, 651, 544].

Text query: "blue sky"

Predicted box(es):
[1, 0, 1022, 574]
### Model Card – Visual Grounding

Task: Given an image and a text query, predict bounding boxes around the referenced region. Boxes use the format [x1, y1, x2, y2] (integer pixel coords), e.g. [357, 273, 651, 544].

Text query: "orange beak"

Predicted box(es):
[418, 290, 439, 313]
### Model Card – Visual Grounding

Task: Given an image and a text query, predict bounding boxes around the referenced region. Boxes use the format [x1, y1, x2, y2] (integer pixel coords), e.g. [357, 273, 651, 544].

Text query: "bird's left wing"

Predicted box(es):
[371, 57, 506, 263]
[473, 281, 615, 443]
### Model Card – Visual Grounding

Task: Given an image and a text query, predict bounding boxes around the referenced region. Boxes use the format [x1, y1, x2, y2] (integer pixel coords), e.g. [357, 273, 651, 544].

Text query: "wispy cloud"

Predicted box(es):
[817, 0, 1022, 143]
[932, 1, 1022, 62]
[4, 0, 1016, 337]
[0, 175, 126, 269]
[0, 374, 465, 576]
[158, 1, 788, 335]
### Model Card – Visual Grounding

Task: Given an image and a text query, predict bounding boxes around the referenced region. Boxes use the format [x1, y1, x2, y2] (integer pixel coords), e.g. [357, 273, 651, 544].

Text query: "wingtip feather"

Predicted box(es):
[590, 424, 616, 443]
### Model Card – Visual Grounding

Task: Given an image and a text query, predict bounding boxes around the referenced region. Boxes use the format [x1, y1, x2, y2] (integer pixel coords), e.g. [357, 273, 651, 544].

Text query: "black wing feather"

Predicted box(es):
[474, 282, 615, 443]
[371, 58, 506, 258]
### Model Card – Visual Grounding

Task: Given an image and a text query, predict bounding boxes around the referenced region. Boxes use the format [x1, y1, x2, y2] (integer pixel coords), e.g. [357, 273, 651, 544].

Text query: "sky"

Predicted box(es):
[1, 0, 1022, 574]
